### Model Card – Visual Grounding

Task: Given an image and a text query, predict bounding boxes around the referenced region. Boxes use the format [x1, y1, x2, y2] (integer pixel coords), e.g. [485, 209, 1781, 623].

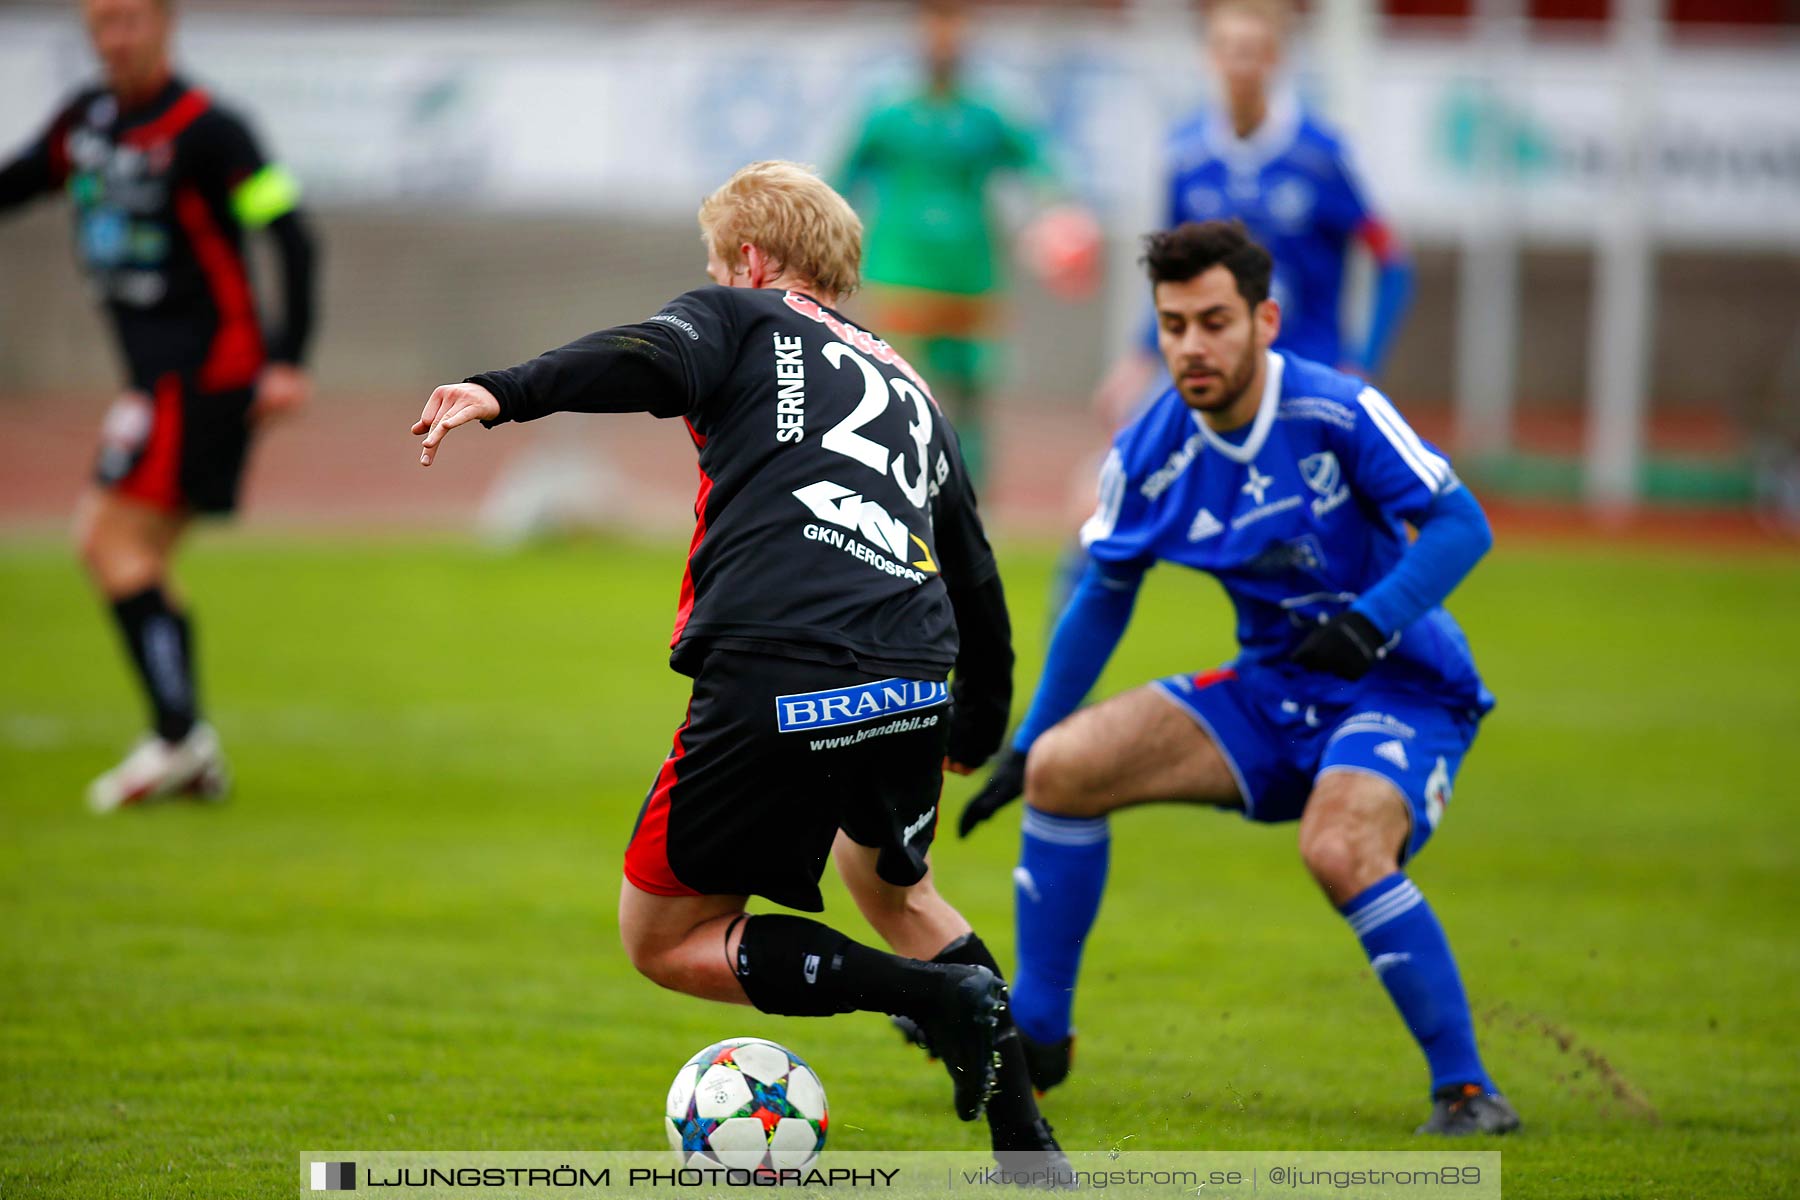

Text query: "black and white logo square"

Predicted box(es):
[310, 1161, 355, 1191]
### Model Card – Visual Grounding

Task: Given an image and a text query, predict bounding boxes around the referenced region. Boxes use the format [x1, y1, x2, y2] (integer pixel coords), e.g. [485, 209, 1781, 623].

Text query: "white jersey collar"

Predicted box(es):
[1194, 350, 1283, 464]
[1204, 90, 1302, 176]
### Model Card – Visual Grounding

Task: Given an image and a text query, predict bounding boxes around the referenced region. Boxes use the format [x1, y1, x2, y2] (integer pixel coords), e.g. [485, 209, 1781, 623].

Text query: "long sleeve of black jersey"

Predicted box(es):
[262, 210, 317, 365]
[472, 322, 693, 425]
[474, 287, 745, 426]
[190, 106, 317, 365]
[0, 96, 82, 213]
[933, 421, 1001, 591]
[934, 427, 1014, 766]
[0, 145, 53, 211]
[945, 571, 1014, 768]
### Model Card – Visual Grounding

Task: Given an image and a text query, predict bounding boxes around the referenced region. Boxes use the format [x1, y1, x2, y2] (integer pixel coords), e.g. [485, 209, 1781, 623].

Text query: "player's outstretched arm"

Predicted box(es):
[0, 150, 54, 213]
[464, 317, 708, 430]
[0, 96, 92, 215]
[413, 383, 500, 466]
[414, 303, 705, 466]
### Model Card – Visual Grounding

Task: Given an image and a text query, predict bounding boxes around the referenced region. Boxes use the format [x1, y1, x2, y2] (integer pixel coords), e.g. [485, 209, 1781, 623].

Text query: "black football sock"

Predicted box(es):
[934, 933, 1045, 1144]
[734, 914, 954, 1019]
[110, 587, 197, 742]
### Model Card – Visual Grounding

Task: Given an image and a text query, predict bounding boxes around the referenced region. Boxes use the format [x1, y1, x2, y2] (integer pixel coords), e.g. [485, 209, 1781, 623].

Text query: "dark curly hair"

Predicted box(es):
[1141, 220, 1273, 308]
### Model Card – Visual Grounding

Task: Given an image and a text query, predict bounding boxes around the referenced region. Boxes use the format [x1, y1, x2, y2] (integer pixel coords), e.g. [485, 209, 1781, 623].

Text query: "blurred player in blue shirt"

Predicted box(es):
[1093, 0, 1412, 427]
[955, 221, 1519, 1137]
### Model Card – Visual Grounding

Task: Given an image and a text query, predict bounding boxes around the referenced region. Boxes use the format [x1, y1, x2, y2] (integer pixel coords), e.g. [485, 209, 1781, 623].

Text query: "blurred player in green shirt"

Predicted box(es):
[837, 0, 1096, 488]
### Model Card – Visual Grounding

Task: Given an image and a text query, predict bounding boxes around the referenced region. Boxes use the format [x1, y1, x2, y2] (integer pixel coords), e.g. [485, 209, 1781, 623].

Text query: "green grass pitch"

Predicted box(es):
[1, 534, 1794, 1198]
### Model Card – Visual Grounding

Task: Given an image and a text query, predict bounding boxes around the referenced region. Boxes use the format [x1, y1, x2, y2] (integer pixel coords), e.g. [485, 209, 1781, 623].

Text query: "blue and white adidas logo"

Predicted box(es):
[1188, 508, 1224, 541]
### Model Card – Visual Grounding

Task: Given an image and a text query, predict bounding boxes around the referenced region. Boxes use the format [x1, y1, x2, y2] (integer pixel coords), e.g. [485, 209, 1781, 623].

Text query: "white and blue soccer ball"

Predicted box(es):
[665, 1037, 829, 1173]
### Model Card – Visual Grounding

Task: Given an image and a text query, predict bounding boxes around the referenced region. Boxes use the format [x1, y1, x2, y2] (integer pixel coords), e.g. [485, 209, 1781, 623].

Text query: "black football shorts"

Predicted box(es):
[96, 369, 256, 514]
[624, 649, 950, 912]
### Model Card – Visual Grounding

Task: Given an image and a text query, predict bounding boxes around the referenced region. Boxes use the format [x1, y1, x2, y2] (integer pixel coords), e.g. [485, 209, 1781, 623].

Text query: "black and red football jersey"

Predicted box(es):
[0, 77, 299, 389]
[472, 285, 1001, 679]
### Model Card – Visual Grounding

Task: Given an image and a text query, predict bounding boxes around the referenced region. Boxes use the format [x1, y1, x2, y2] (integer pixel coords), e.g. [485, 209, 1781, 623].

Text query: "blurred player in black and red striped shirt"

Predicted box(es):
[0, 0, 316, 811]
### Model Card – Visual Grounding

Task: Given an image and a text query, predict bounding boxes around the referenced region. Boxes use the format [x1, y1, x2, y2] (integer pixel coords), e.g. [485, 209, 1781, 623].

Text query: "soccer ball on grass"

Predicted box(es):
[665, 1037, 828, 1174]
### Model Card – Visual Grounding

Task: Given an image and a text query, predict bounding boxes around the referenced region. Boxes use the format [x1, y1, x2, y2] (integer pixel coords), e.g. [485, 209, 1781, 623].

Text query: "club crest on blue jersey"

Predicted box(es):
[775, 679, 949, 732]
[1301, 451, 1353, 517]
[1300, 451, 1341, 496]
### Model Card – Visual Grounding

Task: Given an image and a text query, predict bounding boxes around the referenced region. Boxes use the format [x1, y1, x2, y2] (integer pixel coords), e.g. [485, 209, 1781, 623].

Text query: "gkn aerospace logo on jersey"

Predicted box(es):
[794, 480, 938, 584]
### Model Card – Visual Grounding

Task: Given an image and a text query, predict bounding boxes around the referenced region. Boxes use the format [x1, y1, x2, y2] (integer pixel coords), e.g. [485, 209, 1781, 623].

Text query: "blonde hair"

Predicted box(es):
[698, 161, 863, 299]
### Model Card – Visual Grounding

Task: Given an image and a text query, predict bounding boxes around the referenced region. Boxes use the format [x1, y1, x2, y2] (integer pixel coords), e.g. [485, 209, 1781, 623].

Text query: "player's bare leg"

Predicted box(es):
[1297, 768, 1410, 903]
[1300, 770, 1520, 1136]
[832, 833, 968, 959]
[835, 836, 1065, 1162]
[1024, 684, 1243, 818]
[75, 487, 186, 597]
[617, 876, 1004, 1122]
[74, 489, 225, 811]
[617, 882, 755, 1003]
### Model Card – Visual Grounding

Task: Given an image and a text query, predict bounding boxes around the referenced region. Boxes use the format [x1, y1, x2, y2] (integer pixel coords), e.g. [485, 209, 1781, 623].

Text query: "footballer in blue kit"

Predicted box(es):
[954, 221, 1520, 1136]
[1065, 0, 1413, 624]
[1156, 99, 1409, 373]
[1157, 0, 1412, 373]
[1089, 0, 1412, 438]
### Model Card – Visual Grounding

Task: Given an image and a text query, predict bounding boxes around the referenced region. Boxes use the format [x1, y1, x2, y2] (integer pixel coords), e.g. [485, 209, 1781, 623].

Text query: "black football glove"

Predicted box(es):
[958, 747, 1028, 838]
[944, 690, 1008, 773]
[1290, 610, 1389, 681]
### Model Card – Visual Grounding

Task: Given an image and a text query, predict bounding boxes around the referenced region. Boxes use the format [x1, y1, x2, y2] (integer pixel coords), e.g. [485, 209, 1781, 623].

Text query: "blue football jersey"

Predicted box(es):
[1081, 351, 1492, 713]
[1160, 95, 1383, 368]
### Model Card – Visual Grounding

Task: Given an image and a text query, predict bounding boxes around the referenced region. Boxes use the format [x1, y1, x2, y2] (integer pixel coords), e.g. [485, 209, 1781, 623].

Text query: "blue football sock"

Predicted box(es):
[1010, 807, 1110, 1044]
[1341, 873, 1494, 1095]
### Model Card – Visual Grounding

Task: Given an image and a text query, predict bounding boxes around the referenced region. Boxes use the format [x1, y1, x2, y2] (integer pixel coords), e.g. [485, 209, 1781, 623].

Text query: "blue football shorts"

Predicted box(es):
[1153, 665, 1484, 862]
